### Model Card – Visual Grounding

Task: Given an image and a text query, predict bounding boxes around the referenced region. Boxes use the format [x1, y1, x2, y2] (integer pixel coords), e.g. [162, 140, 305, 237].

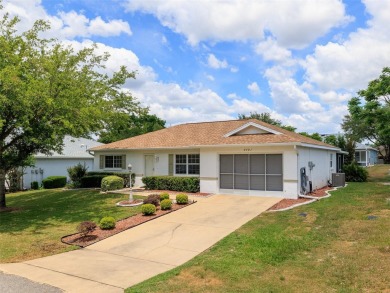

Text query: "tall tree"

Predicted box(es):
[0, 11, 137, 207]
[98, 108, 165, 144]
[238, 112, 297, 132]
[342, 67, 390, 163]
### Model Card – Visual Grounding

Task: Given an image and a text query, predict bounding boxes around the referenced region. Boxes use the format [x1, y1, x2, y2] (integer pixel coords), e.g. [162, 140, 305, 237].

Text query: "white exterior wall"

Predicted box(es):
[297, 146, 336, 192]
[23, 158, 94, 189]
[93, 145, 336, 199]
[94, 149, 199, 187]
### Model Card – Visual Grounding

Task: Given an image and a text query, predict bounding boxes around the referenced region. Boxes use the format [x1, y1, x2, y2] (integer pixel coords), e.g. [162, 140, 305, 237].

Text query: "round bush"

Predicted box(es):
[176, 193, 188, 204]
[101, 175, 124, 191]
[160, 199, 172, 210]
[99, 216, 116, 230]
[141, 203, 156, 215]
[160, 192, 170, 201]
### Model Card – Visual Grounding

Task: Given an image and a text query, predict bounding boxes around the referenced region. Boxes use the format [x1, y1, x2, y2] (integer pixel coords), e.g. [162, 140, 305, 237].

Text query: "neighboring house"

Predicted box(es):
[23, 136, 103, 189]
[89, 119, 342, 199]
[355, 143, 378, 167]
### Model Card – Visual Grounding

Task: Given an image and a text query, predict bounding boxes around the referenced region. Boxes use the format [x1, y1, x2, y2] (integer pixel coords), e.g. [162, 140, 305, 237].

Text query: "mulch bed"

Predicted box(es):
[61, 201, 195, 248]
[268, 186, 333, 211]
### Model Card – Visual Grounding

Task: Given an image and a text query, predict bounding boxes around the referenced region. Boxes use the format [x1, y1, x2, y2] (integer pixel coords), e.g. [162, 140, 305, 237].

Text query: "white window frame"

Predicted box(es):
[174, 154, 200, 175]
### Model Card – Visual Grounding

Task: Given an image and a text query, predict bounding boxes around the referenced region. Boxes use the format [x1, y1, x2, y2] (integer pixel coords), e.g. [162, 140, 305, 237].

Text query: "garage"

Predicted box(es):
[219, 154, 283, 191]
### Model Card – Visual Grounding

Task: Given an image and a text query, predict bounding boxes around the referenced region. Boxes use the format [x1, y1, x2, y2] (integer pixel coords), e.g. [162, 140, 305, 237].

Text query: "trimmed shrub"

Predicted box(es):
[143, 194, 160, 206]
[342, 163, 368, 182]
[160, 192, 170, 201]
[42, 176, 67, 189]
[31, 181, 39, 190]
[77, 221, 97, 237]
[99, 216, 116, 230]
[141, 203, 156, 215]
[142, 176, 200, 193]
[67, 163, 88, 187]
[101, 176, 124, 191]
[176, 193, 189, 204]
[87, 171, 135, 187]
[80, 175, 106, 188]
[160, 199, 172, 210]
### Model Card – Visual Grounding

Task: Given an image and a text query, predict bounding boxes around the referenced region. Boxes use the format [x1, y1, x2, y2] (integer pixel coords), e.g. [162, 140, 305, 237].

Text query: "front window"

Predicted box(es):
[105, 155, 122, 168]
[175, 154, 199, 175]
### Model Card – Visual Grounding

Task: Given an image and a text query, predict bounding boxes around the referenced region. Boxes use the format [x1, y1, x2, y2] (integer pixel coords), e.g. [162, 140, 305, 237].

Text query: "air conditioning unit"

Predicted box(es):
[332, 173, 345, 187]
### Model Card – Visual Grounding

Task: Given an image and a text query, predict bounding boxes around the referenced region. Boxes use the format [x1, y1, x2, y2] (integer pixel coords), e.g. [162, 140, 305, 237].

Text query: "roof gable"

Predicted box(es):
[224, 122, 281, 137]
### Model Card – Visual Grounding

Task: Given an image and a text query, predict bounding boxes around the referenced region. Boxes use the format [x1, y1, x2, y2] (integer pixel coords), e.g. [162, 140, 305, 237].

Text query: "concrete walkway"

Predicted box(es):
[0, 195, 279, 292]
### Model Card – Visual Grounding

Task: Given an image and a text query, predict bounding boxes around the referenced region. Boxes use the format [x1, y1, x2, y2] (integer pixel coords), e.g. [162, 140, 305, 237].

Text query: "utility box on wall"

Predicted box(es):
[332, 173, 345, 187]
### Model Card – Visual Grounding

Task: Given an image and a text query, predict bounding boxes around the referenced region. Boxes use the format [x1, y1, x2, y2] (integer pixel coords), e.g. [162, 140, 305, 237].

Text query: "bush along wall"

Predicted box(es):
[142, 176, 200, 193]
[342, 163, 368, 182]
[86, 171, 135, 187]
[42, 176, 67, 189]
[80, 175, 107, 188]
[101, 176, 124, 191]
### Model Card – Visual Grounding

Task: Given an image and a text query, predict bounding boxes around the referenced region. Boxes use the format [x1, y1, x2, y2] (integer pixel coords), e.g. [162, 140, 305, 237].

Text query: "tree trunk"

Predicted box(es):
[0, 168, 6, 208]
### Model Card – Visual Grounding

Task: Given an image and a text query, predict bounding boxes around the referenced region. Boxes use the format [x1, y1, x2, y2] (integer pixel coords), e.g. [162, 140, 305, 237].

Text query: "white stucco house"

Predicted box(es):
[23, 136, 103, 189]
[89, 119, 342, 199]
[355, 143, 378, 167]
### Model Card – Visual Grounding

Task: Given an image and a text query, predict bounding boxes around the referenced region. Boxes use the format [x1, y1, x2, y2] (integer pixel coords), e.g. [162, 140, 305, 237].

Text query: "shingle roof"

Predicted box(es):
[36, 136, 104, 158]
[90, 119, 337, 151]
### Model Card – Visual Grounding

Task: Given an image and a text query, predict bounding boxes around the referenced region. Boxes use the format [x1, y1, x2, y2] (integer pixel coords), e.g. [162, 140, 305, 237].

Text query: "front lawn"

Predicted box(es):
[127, 166, 390, 292]
[0, 189, 143, 263]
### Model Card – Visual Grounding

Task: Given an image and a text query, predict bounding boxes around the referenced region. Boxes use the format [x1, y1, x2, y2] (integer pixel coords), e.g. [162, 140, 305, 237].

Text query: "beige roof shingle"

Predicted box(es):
[90, 119, 337, 151]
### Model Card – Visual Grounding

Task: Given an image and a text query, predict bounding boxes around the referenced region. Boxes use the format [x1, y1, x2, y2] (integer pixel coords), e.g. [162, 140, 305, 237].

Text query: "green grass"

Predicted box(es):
[0, 189, 143, 262]
[127, 166, 390, 293]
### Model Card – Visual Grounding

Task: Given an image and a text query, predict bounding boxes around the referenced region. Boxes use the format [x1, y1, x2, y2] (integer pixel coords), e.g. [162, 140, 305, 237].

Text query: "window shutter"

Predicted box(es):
[100, 155, 105, 169]
[168, 154, 173, 175]
[121, 155, 126, 169]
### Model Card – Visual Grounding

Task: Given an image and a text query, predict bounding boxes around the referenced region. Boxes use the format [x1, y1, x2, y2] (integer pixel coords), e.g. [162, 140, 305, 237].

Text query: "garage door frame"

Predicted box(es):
[219, 154, 283, 192]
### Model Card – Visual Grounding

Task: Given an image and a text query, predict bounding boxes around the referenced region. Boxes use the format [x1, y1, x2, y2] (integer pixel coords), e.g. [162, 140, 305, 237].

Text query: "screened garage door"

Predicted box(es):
[220, 154, 283, 191]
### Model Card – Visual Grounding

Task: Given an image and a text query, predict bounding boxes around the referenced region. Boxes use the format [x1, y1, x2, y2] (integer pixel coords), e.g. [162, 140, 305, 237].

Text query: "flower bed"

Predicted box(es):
[62, 201, 195, 247]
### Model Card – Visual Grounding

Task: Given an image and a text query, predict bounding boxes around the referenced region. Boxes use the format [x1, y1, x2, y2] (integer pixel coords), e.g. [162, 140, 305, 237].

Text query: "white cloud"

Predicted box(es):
[207, 54, 228, 69]
[304, 0, 390, 92]
[2, 0, 131, 39]
[247, 82, 261, 96]
[205, 74, 215, 81]
[255, 37, 292, 62]
[124, 0, 351, 48]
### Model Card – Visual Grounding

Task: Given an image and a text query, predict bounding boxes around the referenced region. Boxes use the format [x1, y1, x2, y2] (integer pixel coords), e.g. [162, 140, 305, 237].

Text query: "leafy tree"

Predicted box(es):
[342, 67, 390, 163]
[0, 12, 137, 207]
[238, 112, 297, 132]
[98, 109, 165, 144]
[298, 132, 323, 142]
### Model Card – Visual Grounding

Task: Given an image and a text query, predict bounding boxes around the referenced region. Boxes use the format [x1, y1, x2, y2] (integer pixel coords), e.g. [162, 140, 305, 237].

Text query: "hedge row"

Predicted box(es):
[42, 176, 67, 189]
[86, 171, 135, 187]
[79, 172, 135, 188]
[142, 176, 199, 193]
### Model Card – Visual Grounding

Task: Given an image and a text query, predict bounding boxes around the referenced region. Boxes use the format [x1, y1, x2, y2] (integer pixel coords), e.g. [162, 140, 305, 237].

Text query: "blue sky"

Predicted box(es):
[3, 0, 390, 133]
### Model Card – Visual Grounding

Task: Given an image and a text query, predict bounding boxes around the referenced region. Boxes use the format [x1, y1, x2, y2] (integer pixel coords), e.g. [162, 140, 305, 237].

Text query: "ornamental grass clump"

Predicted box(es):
[143, 194, 160, 206]
[141, 203, 156, 215]
[99, 216, 116, 230]
[160, 199, 172, 210]
[176, 193, 188, 204]
[77, 221, 97, 237]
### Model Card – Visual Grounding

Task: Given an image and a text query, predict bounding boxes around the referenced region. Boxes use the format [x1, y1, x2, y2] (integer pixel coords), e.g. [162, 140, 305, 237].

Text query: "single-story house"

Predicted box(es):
[23, 136, 103, 189]
[355, 143, 378, 167]
[89, 119, 342, 199]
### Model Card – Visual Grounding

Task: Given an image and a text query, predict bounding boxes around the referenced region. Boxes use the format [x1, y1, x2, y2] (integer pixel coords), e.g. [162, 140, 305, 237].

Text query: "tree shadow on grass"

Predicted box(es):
[0, 189, 143, 233]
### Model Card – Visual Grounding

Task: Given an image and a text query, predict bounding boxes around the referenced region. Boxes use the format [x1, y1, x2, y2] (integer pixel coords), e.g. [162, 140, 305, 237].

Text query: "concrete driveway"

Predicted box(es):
[0, 195, 279, 292]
